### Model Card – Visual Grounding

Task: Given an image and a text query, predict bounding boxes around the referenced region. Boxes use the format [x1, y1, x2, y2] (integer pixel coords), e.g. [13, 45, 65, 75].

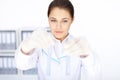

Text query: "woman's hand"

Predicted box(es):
[21, 30, 54, 54]
[63, 37, 92, 58]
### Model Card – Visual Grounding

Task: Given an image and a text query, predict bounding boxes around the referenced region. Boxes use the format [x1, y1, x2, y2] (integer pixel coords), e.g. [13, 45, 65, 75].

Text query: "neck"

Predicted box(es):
[56, 33, 69, 42]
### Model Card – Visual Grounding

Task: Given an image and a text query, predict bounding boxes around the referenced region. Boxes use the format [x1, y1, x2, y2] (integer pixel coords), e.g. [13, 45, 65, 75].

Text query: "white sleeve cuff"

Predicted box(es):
[14, 47, 39, 70]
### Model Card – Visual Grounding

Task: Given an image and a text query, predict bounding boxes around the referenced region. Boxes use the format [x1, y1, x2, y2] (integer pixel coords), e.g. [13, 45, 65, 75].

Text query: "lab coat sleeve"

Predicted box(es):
[81, 52, 101, 80]
[14, 44, 40, 70]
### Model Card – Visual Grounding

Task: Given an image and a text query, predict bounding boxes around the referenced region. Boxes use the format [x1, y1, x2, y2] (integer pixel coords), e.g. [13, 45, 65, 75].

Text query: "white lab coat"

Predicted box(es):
[15, 34, 101, 80]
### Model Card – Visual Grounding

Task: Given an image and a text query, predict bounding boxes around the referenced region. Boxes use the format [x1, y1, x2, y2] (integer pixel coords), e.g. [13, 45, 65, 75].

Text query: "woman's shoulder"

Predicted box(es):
[69, 34, 88, 41]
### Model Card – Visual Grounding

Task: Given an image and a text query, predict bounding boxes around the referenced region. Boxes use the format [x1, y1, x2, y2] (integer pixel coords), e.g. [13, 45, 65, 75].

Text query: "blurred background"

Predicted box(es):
[0, 0, 120, 80]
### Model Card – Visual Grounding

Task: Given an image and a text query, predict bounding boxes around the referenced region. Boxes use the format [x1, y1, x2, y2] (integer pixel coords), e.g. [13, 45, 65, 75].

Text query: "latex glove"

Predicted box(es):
[21, 30, 54, 54]
[64, 37, 92, 58]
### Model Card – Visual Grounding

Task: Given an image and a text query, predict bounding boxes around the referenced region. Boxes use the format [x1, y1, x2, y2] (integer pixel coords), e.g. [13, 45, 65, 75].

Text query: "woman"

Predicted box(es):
[15, 0, 101, 80]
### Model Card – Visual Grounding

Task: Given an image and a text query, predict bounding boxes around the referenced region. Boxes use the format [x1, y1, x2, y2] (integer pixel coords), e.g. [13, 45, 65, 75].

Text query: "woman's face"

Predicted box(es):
[48, 7, 74, 41]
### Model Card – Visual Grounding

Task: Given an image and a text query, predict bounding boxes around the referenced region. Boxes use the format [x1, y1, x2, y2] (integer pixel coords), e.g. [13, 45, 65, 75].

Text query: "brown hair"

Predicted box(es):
[47, 0, 74, 19]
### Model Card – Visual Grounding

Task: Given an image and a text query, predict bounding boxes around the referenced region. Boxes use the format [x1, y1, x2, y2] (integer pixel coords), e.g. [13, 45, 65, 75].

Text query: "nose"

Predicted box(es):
[56, 22, 62, 29]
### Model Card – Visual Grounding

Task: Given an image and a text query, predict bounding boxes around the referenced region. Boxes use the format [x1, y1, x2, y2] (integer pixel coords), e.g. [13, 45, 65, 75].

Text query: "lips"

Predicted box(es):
[55, 31, 63, 33]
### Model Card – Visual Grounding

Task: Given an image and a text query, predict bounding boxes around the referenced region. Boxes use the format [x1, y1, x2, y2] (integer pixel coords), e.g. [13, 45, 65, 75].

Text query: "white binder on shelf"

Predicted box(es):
[0, 30, 16, 51]
[21, 30, 33, 41]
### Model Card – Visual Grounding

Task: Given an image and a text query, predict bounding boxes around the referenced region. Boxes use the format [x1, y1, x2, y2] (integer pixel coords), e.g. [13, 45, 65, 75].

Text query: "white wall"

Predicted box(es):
[0, 0, 52, 28]
[0, 0, 120, 80]
[77, 0, 120, 80]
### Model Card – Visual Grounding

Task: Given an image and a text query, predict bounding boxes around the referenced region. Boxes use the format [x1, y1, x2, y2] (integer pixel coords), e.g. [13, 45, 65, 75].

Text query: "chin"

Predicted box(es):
[55, 36, 62, 39]
[54, 35, 63, 40]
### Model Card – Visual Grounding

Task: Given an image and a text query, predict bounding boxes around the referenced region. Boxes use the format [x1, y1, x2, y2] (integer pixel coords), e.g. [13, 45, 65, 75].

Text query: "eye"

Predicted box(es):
[63, 20, 68, 22]
[50, 19, 56, 22]
[62, 19, 68, 23]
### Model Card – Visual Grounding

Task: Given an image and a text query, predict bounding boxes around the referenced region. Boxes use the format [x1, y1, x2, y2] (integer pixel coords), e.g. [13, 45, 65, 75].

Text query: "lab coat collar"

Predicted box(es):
[42, 33, 74, 63]
[50, 33, 74, 44]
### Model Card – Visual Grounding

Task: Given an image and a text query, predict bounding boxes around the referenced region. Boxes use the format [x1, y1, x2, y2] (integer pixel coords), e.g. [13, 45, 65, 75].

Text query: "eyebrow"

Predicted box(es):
[49, 17, 69, 20]
[49, 17, 56, 19]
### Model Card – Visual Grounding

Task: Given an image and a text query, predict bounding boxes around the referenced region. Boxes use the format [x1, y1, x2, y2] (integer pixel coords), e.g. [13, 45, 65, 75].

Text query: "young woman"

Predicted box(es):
[15, 0, 101, 80]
